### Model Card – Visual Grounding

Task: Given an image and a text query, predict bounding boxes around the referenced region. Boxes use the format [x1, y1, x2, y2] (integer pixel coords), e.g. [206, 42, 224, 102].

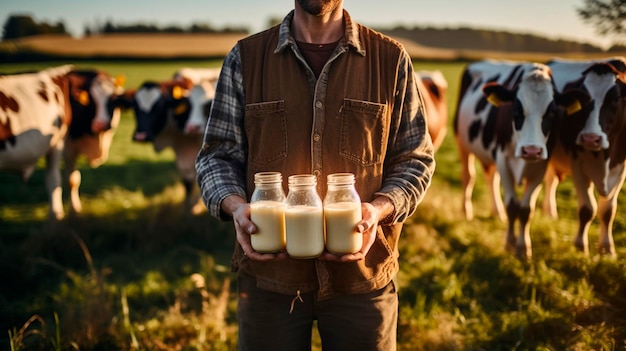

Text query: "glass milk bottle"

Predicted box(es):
[324, 173, 363, 255]
[250, 172, 286, 253]
[285, 174, 325, 258]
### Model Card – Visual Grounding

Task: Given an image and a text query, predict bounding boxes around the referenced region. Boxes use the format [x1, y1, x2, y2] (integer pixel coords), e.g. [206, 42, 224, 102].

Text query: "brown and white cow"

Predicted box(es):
[129, 77, 208, 214]
[63, 69, 128, 215]
[0, 66, 128, 219]
[454, 59, 584, 259]
[542, 57, 626, 256]
[0, 65, 73, 219]
[415, 70, 448, 152]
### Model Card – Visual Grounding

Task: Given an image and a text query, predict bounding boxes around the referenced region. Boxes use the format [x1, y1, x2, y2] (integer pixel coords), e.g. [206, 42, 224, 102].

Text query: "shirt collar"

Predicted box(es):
[275, 9, 366, 56]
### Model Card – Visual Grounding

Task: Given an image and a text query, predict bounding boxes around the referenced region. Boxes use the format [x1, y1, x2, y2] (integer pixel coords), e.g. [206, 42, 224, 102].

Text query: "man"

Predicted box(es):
[195, 1, 435, 349]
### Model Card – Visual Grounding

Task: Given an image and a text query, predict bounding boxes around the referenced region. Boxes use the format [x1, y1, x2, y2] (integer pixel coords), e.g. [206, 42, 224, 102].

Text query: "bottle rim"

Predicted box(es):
[288, 174, 317, 186]
[254, 171, 282, 184]
[327, 172, 355, 185]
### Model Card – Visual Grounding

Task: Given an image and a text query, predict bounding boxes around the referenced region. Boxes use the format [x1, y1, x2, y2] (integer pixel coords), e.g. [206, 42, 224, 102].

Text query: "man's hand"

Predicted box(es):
[224, 195, 288, 261]
[321, 202, 383, 262]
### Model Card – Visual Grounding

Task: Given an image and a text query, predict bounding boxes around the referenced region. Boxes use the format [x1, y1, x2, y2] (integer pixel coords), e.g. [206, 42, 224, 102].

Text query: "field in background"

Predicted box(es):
[1, 59, 626, 350]
[3, 33, 626, 62]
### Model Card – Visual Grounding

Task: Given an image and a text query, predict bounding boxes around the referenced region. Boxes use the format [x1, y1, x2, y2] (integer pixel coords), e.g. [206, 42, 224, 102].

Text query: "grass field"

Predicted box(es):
[1, 59, 626, 350]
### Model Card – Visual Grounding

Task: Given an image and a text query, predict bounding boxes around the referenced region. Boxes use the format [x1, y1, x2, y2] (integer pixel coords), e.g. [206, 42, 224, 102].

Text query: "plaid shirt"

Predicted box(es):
[196, 10, 435, 225]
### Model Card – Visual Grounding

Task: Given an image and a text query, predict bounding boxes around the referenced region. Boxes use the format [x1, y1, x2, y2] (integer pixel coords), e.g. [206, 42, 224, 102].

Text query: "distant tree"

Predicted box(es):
[189, 23, 217, 33]
[2, 14, 68, 40]
[577, 0, 626, 40]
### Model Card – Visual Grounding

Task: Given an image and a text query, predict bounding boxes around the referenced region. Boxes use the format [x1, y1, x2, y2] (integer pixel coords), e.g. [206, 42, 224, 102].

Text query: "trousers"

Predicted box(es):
[236, 271, 398, 351]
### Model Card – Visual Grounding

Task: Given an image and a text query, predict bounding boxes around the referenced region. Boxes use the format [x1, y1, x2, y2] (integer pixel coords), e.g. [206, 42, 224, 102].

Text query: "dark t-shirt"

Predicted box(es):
[296, 40, 340, 78]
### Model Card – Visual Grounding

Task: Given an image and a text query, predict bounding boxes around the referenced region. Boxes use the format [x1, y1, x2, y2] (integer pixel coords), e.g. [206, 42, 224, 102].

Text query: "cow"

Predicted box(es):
[454, 59, 585, 259]
[173, 67, 221, 85]
[0, 66, 128, 220]
[128, 75, 212, 214]
[0, 65, 73, 219]
[415, 70, 448, 152]
[541, 57, 626, 257]
[63, 69, 128, 215]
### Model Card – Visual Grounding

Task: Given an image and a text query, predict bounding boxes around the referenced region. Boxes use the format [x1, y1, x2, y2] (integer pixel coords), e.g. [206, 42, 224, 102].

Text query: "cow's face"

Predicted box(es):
[576, 62, 626, 151]
[89, 74, 123, 133]
[132, 81, 190, 142]
[183, 81, 215, 135]
[483, 64, 557, 160]
[132, 83, 168, 142]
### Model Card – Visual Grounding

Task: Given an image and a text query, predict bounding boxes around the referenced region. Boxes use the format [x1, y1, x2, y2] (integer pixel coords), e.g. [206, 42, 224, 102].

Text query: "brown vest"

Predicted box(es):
[237, 21, 405, 299]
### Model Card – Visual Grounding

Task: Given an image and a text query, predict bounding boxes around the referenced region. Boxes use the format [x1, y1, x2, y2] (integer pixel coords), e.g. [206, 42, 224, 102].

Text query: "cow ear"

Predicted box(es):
[79, 91, 90, 106]
[556, 88, 590, 115]
[483, 83, 511, 107]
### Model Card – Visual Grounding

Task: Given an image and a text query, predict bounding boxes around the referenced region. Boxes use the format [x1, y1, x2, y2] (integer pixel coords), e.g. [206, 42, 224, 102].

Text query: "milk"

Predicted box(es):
[285, 205, 324, 258]
[324, 201, 362, 254]
[250, 200, 286, 253]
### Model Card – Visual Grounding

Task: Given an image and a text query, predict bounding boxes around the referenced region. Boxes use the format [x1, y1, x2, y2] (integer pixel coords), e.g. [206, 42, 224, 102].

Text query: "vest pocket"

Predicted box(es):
[245, 100, 287, 166]
[339, 99, 388, 166]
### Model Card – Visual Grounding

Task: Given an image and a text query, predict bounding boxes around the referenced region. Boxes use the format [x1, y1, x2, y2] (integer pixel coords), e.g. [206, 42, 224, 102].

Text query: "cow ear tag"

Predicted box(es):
[566, 99, 582, 115]
[172, 86, 183, 99]
[487, 93, 501, 107]
[79, 91, 90, 106]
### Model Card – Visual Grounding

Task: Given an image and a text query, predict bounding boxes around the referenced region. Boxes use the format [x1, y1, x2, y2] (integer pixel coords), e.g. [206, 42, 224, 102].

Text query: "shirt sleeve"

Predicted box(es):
[374, 49, 436, 224]
[195, 43, 248, 220]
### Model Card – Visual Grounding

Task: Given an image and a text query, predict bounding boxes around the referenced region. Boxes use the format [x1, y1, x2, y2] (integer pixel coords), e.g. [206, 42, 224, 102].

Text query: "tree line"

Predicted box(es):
[1, 15, 248, 41]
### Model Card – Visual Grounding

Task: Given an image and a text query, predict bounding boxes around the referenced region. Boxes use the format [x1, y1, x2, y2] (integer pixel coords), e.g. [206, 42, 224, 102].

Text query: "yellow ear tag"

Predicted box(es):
[79, 91, 90, 106]
[172, 86, 183, 99]
[174, 103, 188, 115]
[114, 75, 126, 87]
[566, 99, 582, 115]
[487, 93, 501, 107]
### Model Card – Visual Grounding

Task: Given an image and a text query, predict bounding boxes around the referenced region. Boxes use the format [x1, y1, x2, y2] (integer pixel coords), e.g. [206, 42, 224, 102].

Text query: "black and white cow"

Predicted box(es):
[542, 57, 626, 256]
[129, 75, 209, 214]
[454, 59, 585, 259]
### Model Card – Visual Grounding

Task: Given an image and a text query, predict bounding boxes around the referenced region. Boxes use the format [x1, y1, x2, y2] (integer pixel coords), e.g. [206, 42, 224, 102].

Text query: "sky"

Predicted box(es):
[0, 0, 617, 50]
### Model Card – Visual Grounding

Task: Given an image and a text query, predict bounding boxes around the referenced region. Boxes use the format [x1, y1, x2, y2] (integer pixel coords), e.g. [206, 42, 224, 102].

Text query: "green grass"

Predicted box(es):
[1, 60, 626, 350]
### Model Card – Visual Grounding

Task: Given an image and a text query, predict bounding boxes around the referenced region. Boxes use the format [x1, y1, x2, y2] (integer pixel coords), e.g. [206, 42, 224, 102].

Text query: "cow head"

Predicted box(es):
[482, 64, 558, 161]
[131, 79, 192, 142]
[67, 70, 126, 139]
[572, 60, 626, 151]
[183, 80, 215, 135]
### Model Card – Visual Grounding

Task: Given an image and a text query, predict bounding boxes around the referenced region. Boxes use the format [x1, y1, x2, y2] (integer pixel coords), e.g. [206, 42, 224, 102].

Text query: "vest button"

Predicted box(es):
[313, 134, 321, 142]
[315, 101, 323, 109]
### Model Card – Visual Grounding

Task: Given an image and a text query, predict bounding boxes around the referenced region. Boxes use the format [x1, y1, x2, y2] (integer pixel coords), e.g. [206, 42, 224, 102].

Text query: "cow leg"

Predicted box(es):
[46, 141, 65, 220]
[68, 170, 82, 214]
[64, 146, 82, 215]
[174, 142, 204, 214]
[458, 146, 476, 220]
[500, 165, 518, 254]
[505, 199, 519, 254]
[596, 194, 617, 257]
[542, 164, 559, 219]
[485, 165, 506, 221]
[516, 175, 544, 260]
[574, 181, 595, 255]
